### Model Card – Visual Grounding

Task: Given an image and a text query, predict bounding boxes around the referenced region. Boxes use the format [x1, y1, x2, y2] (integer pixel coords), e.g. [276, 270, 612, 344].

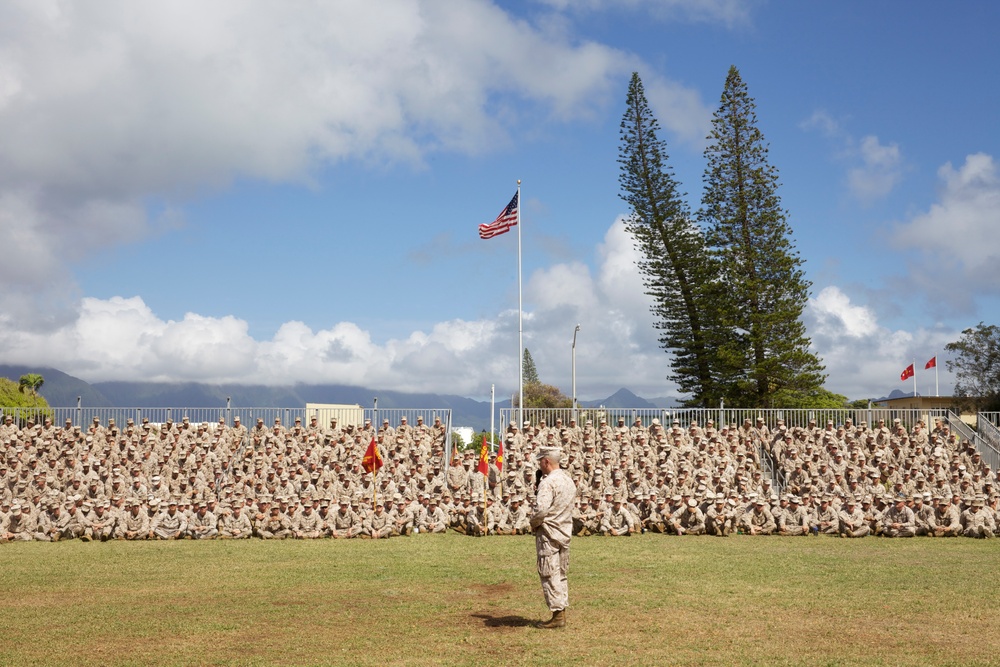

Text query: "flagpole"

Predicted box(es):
[490, 383, 495, 455]
[517, 179, 523, 430]
[912, 359, 917, 398]
[372, 396, 378, 514]
[935, 361, 939, 397]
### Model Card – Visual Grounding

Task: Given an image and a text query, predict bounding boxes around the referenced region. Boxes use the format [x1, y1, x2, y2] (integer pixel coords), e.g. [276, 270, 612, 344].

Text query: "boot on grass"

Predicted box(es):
[538, 609, 566, 629]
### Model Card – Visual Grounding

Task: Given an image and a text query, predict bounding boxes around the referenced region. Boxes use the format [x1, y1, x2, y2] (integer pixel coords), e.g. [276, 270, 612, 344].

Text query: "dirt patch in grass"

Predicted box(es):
[470, 582, 516, 597]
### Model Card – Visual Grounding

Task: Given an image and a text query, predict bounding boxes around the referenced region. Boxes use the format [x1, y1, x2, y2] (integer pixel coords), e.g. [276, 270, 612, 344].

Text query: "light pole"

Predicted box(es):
[572, 324, 581, 420]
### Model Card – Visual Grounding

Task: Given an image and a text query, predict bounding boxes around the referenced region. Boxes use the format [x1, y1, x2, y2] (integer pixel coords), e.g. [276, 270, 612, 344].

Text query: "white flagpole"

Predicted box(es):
[912, 359, 917, 398]
[517, 179, 523, 429]
[935, 360, 940, 397]
[490, 383, 495, 454]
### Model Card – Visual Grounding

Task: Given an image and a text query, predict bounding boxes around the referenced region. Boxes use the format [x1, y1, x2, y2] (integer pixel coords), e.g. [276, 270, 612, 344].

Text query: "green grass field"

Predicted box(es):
[1, 534, 998, 666]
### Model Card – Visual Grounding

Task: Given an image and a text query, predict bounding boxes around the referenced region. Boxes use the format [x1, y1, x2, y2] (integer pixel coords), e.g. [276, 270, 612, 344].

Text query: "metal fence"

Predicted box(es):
[498, 406, 1000, 472]
[981, 412, 1000, 429]
[979, 418, 1000, 456]
[499, 406, 954, 432]
[0, 404, 449, 431]
[945, 412, 1000, 471]
[975, 414, 1000, 468]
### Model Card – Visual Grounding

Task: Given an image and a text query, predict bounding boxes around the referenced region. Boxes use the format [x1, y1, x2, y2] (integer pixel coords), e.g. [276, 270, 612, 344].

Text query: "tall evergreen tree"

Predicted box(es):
[699, 65, 826, 406]
[522, 348, 540, 385]
[618, 72, 726, 406]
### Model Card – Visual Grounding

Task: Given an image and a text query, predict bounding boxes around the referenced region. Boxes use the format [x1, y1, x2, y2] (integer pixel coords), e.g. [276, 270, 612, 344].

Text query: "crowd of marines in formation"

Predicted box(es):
[0, 409, 996, 542]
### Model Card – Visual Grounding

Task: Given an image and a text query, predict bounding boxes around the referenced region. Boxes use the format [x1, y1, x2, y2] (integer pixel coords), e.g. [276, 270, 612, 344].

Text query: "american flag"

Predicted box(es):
[478, 191, 518, 239]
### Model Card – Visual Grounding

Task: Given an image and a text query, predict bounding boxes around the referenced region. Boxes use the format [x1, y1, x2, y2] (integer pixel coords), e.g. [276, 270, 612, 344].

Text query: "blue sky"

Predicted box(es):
[1, 0, 997, 403]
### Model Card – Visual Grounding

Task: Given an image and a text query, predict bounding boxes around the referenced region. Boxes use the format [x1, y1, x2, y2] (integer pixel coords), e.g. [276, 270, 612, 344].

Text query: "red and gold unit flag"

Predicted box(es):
[362, 436, 383, 474]
[477, 435, 490, 476]
[900, 364, 915, 382]
[925, 356, 937, 370]
[495, 440, 504, 472]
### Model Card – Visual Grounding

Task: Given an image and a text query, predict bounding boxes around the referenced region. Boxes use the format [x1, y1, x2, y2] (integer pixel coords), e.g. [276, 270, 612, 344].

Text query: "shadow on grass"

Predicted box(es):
[471, 613, 537, 628]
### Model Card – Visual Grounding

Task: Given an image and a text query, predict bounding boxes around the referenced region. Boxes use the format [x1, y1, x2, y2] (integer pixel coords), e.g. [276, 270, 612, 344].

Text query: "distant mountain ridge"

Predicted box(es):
[0, 365, 113, 407]
[0, 365, 680, 431]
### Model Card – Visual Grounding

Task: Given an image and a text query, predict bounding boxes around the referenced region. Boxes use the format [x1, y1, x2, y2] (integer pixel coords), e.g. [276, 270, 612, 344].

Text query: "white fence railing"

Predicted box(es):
[499, 406, 953, 432]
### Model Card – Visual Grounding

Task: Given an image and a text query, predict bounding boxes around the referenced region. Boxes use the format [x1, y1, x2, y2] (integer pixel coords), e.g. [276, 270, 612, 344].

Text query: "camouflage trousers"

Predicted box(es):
[536, 533, 569, 612]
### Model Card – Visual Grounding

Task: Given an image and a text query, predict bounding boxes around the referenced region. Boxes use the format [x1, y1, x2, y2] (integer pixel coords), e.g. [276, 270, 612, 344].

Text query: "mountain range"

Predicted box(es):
[0, 365, 678, 430]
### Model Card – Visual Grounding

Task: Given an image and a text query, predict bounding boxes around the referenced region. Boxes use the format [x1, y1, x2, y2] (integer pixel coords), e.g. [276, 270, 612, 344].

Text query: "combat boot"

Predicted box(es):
[538, 609, 566, 629]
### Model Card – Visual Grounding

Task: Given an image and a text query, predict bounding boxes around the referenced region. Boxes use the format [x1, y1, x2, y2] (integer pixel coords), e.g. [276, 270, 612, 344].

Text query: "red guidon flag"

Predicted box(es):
[900, 364, 915, 382]
[495, 440, 504, 473]
[478, 191, 518, 240]
[477, 435, 490, 477]
[362, 436, 383, 474]
[925, 357, 937, 370]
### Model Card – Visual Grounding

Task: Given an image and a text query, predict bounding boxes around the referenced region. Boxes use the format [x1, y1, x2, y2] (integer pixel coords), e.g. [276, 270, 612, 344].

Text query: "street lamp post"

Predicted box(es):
[572, 324, 581, 420]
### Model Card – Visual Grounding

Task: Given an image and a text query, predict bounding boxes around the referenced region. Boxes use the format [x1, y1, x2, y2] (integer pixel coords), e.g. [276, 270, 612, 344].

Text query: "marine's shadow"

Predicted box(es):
[471, 613, 537, 628]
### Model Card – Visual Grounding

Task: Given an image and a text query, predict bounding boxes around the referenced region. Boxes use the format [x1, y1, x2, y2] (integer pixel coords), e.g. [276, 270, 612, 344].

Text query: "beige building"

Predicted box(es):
[873, 395, 974, 427]
[304, 403, 364, 427]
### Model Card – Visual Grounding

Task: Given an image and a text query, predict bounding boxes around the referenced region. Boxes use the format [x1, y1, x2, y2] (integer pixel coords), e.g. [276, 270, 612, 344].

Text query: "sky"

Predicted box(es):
[0, 0, 998, 404]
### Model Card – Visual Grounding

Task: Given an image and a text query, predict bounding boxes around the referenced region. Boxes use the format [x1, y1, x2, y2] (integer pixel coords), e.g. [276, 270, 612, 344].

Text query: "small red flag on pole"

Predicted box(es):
[900, 364, 915, 382]
[495, 440, 504, 473]
[362, 436, 383, 474]
[925, 357, 937, 370]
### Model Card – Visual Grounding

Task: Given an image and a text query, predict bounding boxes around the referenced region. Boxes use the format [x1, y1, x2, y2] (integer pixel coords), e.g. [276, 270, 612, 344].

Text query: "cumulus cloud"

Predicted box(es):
[0, 215, 958, 403]
[0, 0, 716, 334]
[0, 218, 674, 399]
[805, 286, 955, 399]
[799, 110, 842, 138]
[846, 135, 903, 204]
[891, 153, 1000, 307]
[644, 75, 714, 147]
[809, 286, 879, 339]
[801, 111, 904, 204]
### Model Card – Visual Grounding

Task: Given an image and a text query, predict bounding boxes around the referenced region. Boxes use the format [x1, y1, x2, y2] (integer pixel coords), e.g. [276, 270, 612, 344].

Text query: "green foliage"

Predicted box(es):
[18, 373, 44, 396]
[848, 398, 872, 410]
[449, 430, 466, 450]
[0, 376, 52, 424]
[517, 382, 572, 409]
[618, 69, 829, 408]
[699, 65, 826, 406]
[618, 72, 727, 407]
[475, 431, 501, 448]
[522, 348, 540, 385]
[945, 322, 1000, 410]
[768, 387, 849, 410]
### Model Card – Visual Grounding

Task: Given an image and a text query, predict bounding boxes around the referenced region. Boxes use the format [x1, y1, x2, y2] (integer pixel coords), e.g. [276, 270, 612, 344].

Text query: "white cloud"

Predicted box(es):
[0, 0, 638, 194]
[805, 285, 955, 399]
[532, 0, 753, 27]
[891, 153, 1000, 304]
[846, 135, 903, 204]
[0, 0, 714, 327]
[799, 110, 842, 138]
[644, 76, 714, 147]
[810, 286, 878, 339]
[0, 218, 673, 399]
[0, 218, 960, 403]
[801, 111, 903, 204]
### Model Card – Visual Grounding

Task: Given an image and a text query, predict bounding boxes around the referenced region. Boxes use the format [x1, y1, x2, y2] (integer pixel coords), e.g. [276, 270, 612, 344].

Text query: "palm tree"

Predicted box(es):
[18, 374, 44, 397]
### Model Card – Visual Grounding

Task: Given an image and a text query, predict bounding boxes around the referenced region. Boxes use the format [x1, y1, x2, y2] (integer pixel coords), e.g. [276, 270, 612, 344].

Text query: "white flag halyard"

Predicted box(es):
[478, 191, 519, 239]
